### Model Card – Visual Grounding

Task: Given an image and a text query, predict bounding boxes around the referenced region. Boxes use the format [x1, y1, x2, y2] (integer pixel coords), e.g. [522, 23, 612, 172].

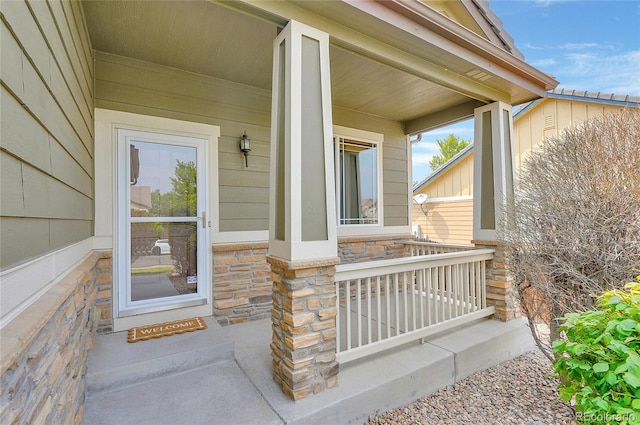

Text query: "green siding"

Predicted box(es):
[95, 52, 410, 234]
[0, 218, 51, 268]
[0, 0, 94, 270]
[95, 52, 273, 233]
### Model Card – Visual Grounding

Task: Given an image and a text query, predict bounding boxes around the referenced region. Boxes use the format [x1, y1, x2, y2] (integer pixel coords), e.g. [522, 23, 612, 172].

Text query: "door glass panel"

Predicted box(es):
[129, 141, 199, 302]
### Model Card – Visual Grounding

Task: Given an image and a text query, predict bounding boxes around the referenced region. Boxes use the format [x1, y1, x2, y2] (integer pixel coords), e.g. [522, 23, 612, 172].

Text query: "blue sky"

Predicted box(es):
[412, 0, 640, 184]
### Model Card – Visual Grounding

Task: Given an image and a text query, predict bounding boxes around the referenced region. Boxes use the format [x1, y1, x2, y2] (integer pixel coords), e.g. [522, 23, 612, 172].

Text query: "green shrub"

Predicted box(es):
[552, 278, 640, 424]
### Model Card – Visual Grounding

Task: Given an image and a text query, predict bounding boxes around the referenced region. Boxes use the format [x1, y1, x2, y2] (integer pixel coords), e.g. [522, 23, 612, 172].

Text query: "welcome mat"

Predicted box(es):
[127, 317, 207, 343]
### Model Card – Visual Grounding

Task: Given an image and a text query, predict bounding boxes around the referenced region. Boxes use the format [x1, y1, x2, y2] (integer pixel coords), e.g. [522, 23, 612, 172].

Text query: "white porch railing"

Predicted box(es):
[334, 248, 495, 364]
[407, 241, 476, 255]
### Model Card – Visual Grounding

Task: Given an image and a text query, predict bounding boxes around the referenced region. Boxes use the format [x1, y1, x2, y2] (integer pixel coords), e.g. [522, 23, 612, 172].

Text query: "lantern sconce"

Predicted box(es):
[239, 131, 251, 167]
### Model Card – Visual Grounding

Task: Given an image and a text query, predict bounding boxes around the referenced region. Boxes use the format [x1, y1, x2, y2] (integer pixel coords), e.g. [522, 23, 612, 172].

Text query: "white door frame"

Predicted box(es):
[116, 129, 210, 317]
[94, 109, 219, 331]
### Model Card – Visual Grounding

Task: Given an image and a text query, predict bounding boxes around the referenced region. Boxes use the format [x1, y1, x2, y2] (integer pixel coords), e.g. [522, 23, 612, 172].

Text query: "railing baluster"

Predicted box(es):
[456, 264, 463, 317]
[336, 279, 341, 354]
[481, 261, 487, 309]
[345, 280, 351, 350]
[410, 270, 417, 331]
[439, 266, 445, 322]
[385, 274, 391, 339]
[452, 264, 458, 318]
[446, 265, 452, 320]
[402, 272, 408, 333]
[376, 276, 381, 343]
[366, 277, 372, 344]
[394, 273, 400, 336]
[418, 267, 425, 328]
[356, 278, 362, 347]
[430, 266, 436, 325]
[463, 262, 470, 315]
[470, 262, 476, 312]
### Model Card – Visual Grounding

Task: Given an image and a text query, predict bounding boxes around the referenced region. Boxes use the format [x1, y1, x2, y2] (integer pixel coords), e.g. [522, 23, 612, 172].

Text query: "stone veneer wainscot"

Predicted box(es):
[0, 252, 112, 424]
[212, 242, 272, 325]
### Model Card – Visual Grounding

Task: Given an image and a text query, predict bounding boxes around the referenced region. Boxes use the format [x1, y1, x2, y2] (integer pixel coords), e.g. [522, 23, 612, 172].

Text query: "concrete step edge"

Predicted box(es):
[86, 340, 234, 394]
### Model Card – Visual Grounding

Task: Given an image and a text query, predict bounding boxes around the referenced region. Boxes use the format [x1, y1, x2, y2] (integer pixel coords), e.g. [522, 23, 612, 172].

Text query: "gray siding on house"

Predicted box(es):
[1, 0, 94, 269]
[95, 53, 410, 234]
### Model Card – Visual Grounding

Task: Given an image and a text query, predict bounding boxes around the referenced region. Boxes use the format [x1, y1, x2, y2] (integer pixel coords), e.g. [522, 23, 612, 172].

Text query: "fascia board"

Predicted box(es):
[226, 0, 532, 103]
[374, 0, 558, 91]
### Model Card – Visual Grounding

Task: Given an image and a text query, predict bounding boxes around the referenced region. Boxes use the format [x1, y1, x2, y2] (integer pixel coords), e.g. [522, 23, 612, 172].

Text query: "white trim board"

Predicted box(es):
[423, 195, 473, 203]
[0, 239, 94, 327]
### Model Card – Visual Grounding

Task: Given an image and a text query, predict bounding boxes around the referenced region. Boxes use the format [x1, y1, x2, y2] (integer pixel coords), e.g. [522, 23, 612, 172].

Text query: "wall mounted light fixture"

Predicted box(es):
[239, 131, 251, 167]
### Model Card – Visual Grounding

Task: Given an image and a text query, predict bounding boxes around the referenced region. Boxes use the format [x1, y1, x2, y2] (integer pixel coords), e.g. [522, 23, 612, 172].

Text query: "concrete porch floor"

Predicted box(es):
[82, 316, 535, 425]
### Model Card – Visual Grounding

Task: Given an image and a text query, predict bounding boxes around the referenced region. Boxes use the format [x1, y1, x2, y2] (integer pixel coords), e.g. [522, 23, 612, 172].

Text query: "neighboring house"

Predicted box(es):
[129, 186, 152, 211]
[412, 89, 640, 244]
[1, 0, 558, 422]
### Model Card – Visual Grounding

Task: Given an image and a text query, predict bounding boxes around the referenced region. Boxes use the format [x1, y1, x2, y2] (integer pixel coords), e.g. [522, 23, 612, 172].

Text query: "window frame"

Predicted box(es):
[333, 126, 384, 229]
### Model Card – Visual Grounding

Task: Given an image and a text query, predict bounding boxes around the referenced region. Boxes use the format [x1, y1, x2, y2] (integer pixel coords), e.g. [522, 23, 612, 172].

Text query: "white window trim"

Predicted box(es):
[333, 125, 384, 235]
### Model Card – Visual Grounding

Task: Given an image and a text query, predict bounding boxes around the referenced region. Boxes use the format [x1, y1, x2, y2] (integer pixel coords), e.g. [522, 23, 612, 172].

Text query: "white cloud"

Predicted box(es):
[555, 50, 640, 94]
[525, 38, 640, 95]
[558, 42, 605, 51]
[530, 58, 557, 68]
[531, 0, 580, 5]
[412, 151, 436, 164]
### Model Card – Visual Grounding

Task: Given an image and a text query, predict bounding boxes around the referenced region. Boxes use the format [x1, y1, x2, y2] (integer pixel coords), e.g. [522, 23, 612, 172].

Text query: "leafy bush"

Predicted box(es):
[552, 279, 640, 424]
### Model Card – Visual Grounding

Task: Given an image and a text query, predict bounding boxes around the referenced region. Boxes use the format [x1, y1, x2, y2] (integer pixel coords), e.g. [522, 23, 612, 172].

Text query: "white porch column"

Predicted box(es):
[472, 101, 519, 321]
[267, 20, 340, 400]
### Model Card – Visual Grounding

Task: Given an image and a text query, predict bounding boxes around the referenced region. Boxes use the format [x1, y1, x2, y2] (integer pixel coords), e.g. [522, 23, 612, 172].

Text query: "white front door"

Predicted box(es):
[116, 128, 209, 317]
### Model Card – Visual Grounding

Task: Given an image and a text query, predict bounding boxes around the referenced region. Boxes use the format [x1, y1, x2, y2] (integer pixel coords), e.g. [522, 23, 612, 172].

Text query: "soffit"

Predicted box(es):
[82, 0, 468, 123]
[82, 0, 554, 129]
[83, 0, 276, 89]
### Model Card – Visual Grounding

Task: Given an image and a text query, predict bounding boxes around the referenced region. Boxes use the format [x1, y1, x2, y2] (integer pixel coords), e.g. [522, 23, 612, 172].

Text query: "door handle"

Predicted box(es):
[201, 212, 206, 229]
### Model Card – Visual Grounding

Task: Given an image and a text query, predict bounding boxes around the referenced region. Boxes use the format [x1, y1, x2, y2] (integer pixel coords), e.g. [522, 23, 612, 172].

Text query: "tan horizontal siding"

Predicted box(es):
[1, 0, 94, 269]
[412, 199, 473, 245]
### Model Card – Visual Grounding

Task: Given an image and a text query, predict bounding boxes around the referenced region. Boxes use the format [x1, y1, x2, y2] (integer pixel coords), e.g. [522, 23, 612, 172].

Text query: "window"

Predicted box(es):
[335, 137, 379, 225]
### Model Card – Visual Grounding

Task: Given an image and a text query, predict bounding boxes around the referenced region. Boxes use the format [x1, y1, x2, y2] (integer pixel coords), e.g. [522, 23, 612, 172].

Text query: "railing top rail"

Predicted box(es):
[407, 241, 476, 249]
[335, 248, 495, 281]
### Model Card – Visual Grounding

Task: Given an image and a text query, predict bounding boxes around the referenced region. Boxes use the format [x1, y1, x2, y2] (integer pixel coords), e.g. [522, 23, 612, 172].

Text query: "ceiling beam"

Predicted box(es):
[405, 100, 485, 135]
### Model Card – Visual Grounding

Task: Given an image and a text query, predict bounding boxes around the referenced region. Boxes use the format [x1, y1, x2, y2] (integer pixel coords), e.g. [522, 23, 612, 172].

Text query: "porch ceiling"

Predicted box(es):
[82, 0, 554, 133]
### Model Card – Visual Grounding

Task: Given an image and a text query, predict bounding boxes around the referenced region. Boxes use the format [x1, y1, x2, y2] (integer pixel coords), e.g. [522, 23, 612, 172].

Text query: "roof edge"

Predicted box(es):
[413, 143, 474, 193]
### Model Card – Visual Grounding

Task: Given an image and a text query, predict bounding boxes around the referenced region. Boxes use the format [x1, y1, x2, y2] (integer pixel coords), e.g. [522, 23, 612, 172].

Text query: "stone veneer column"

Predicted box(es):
[473, 240, 520, 321]
[268, 256, 340, 400]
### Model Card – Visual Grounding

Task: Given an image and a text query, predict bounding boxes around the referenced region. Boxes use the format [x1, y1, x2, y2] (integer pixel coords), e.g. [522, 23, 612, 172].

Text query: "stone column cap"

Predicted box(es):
[472, 240, 502, 246]
[266, 255, 340, 270]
